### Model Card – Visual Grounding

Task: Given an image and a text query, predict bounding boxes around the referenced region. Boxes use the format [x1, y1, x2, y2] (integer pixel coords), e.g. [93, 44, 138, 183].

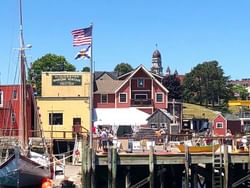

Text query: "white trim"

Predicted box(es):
[115, 65, 169, 93]
[101, 94, 108, 104]
[137, 78, 145, 88]
[119, 93, 127, 103]
[216, 122, 224, 128]
[0, 91, 3, 107]
[155, 92, 164, 103]
[132, 89, 151, 92]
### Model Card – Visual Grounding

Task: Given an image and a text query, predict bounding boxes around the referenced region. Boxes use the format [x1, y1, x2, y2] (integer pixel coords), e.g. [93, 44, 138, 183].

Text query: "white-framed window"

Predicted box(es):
[155, 92, 164, 103]
[135, 94, 147, 100]
[101, 94, 108, 103]
[0, 91, 3, 107]
[12, 90, 17, 100]
[216, 122, 224, 128]
[137, 78, 144, 88]
[119, 93, 127, 103]
[49, 113, 63, 125]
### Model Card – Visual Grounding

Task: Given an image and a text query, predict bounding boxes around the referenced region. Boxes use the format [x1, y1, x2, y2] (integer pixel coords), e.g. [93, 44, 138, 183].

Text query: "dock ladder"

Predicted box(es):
[212, 144, 223, 188]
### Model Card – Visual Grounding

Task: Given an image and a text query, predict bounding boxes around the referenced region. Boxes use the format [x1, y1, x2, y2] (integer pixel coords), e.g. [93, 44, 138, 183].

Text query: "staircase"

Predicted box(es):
[212, 145, 223, 188]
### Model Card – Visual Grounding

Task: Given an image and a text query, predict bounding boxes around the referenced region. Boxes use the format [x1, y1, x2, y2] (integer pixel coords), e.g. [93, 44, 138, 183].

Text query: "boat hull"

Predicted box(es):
[177, 144, 220, 153]
[0, 154, 50, 187]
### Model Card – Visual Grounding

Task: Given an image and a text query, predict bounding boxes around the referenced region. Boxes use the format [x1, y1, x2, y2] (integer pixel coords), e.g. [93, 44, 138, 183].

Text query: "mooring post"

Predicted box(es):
[224, 145, 229, 188]
[125, 166, 131, 188]
[82, 141, 87, 188]
[149, 146, 154, 188]
[112, 146, 117, 188]
[108, 146, 112, 188]
[87, 147, 92, 187]
[191, 164, 198, 188]
[91, 148, 96, 188]
[160, 166, 166, 188]
[184, 144, 189, 188]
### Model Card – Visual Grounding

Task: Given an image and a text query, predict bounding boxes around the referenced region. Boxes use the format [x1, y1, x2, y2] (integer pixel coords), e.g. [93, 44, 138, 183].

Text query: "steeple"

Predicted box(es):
[151, 45, 163, 75]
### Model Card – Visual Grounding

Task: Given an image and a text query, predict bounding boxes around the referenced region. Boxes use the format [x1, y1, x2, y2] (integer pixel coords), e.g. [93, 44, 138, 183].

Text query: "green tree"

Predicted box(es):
[162, 74, 183, 100]
[28, 53, 75, 96]
[232, 84, 248, 100]
[114, 63, 133, 76]
[82, 66, 90, 72]
[183, 61, 232, 108]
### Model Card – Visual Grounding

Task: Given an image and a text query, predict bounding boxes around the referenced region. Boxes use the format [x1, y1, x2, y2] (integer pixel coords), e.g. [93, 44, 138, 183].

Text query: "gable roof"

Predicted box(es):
[115, 64, 169, 93]
[94, 71, 119, 80]
[147, 108, 177, 121]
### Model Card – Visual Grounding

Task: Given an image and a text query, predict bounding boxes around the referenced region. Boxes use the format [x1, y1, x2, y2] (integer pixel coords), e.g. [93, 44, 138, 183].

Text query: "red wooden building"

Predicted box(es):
[94, 65, 169, 114]
[0, 85, 37, 137]
[212, 113, 241, 136]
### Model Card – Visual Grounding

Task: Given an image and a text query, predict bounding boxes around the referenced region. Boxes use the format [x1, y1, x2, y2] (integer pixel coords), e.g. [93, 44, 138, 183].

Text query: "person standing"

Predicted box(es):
[100, 128, 108, 152]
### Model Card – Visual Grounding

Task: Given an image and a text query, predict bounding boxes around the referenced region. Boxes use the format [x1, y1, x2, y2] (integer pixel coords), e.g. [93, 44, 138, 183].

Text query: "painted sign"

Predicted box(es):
[52, 75, 82, 86]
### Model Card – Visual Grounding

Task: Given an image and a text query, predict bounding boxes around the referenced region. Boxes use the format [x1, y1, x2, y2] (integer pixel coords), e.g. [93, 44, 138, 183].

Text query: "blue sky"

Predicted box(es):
[1, 0, 250, 84]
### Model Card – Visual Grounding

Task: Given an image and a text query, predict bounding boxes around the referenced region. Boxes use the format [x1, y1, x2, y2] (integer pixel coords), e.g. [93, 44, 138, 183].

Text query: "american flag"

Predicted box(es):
[71, 26, 92, 46]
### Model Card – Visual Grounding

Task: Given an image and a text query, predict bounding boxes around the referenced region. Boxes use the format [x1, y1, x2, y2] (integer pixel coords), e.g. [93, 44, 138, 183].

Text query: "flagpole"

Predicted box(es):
[89, 24, 93, 149]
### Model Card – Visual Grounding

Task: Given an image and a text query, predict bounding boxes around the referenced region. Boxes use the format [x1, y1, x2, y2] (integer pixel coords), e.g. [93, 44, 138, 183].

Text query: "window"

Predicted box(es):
[12, 90, 17, 100]
[101, 94, 108, 103]
[151, 124, 157, 128]
[119, 93, 127, 103]
[156, 93, 163, 103]
[11, 112, 16, 123]
[0, 91, 3, 107]
[216, 122, 223, 128]
[49, 113, 63, 125]
[135, 94, 147, 100]
[137, 78, 144, 88]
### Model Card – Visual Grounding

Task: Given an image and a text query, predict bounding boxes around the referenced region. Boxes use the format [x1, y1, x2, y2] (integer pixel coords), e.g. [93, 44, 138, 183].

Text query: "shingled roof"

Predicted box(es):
[94, 79, 124, 94]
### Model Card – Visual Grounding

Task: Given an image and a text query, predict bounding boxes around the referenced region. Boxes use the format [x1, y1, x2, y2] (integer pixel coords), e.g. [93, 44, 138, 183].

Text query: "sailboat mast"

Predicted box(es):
[19, 0, 28, 148]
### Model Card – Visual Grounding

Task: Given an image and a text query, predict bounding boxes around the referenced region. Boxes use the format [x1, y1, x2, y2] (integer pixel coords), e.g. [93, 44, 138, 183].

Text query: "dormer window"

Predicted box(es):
[137, 78, 144, 88]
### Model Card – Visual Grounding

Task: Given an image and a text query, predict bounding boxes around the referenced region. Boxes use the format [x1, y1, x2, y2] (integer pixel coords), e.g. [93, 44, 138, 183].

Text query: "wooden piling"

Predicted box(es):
[224, 145, 229, 188]
[108, 147, 112, 188]
[125, 166, 131, 188]
[191, 164, 198, 188]
[112, 147, 117, 188]
[149, 146, 154, 188]
[91, 148, 96, 188]
[184, 145, 189, 188]
[82, 142, 87, 188]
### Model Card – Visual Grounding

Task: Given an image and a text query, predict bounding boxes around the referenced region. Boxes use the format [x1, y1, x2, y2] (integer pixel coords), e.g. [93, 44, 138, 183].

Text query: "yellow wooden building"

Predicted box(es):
[36, 71, 90, 140]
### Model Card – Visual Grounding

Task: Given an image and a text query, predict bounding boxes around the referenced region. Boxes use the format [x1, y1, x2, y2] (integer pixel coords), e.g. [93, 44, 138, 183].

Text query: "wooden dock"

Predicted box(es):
[80, 143, 250, 188]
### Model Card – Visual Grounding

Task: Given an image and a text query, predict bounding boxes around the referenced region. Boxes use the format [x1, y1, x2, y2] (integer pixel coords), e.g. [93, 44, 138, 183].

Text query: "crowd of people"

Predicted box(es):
[97, 127, 116, 152]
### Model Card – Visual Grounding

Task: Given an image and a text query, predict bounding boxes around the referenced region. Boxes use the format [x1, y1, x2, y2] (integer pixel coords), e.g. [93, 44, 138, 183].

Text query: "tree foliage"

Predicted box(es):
[162, 74, 183, 100]
[231, 84, 248, 100]
[114, 63, 133, 76]
[82, 66, 90, 72]
[28, 53, 75, 96]
[183, 60, 232, 108]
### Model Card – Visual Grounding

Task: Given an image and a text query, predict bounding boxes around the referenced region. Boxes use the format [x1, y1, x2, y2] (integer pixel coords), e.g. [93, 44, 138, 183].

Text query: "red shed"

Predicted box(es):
[212, 113, 241, 136]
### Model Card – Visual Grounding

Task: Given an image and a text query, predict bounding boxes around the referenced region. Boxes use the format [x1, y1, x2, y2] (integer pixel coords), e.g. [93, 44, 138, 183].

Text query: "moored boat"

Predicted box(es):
[0, 148, 50, 187]
[0, 0, 51, 187]
[177, 144, 220, 153]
